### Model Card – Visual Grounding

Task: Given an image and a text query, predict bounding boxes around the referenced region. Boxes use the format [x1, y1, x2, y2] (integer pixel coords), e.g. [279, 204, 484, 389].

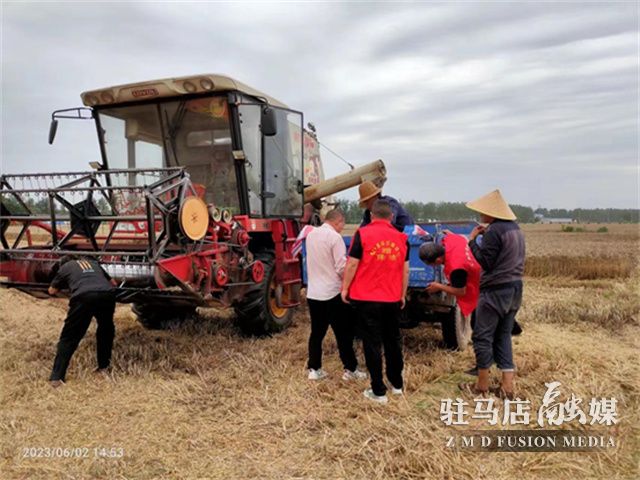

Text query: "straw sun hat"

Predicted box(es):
[465, 189, 517, 221]
[358, 181, 381, 208]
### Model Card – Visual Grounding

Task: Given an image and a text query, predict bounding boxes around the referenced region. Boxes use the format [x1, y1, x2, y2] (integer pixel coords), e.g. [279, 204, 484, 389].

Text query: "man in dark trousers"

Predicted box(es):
[305, 209, 367, 381]
[48, 255, 117, 387]
[342, 200, 410, 404]
[357, 181, 414, 232]
[460, 189, 525, 400]
[421, 231, 523, 374]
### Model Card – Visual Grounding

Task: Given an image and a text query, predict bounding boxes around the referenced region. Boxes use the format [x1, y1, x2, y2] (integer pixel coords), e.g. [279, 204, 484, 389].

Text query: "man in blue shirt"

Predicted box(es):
[358, 181, 414, 232]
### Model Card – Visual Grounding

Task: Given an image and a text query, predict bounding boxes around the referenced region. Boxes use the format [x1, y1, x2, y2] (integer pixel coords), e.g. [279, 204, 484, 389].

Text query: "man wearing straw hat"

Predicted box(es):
[460, 189, 525, 400]
[357, 181, 414, 232]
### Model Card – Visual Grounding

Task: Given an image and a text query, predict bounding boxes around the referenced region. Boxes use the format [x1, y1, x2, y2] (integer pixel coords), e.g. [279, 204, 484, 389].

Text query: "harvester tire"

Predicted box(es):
[132, 303, 197, 330]
[440, 305, 472, 351]
[234, 250, 293, 336]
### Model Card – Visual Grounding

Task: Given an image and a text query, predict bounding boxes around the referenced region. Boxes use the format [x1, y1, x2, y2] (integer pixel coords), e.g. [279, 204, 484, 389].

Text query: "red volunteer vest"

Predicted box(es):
[442, 234, 481, 316]
[348, 219, 408, 302]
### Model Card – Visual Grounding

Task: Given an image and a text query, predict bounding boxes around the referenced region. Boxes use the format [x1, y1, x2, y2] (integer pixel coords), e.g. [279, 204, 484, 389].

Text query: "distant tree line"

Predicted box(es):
[1, 196, 58, 215]
[332, 198, 639, 224]
[533, 208, 639, 224]
[2, 195, 638, 224]
[1, 196, 110, 216]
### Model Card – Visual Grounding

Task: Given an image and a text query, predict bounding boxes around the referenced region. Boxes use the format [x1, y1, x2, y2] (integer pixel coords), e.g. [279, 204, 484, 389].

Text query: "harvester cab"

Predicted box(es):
[65, 75, 305, 220]
[0, 74, 387, 334]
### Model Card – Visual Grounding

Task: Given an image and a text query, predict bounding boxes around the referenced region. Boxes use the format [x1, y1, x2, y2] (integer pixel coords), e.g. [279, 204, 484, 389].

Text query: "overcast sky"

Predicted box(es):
[2, 1, 638, 209]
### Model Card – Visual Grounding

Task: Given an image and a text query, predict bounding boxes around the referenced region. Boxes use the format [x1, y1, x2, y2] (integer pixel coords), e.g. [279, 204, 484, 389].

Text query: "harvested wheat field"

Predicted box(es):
[1, 224, 639, 479]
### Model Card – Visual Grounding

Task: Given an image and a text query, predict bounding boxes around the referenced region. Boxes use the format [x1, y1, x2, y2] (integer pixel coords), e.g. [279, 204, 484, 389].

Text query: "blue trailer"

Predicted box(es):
[302, 220, 478, 350]
[400, 221, 478, 350]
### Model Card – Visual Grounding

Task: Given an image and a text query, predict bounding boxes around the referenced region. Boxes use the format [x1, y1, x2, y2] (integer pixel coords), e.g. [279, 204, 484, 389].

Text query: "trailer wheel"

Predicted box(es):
[234, 250, 293, 335]
[441, 305, 472, 351]
[132, 303, 197, 330]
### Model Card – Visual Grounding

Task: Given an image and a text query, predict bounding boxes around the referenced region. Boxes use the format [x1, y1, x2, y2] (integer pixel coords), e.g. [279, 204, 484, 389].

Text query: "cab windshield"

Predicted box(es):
[97, 96, 239, 212]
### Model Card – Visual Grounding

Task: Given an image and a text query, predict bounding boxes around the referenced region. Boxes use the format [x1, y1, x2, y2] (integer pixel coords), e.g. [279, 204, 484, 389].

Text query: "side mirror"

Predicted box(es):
[261, 107, 277, 137]
[48, 119, 59, 145]
[47, 107, 93, 145]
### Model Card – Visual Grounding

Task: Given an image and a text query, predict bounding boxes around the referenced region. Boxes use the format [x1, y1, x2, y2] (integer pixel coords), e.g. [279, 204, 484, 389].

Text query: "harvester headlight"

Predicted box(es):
[200, 78, 214, 90]
[208, 206, 222, 223]
[85, 95, 99, 106]
[221, 209, 232, 224]
[183, 81, 197, 93]
[100, 92, 115, 104]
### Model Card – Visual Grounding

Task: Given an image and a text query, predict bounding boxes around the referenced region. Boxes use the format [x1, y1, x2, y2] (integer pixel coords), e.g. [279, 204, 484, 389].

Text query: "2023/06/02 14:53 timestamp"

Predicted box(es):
[21, 446, 124, 459]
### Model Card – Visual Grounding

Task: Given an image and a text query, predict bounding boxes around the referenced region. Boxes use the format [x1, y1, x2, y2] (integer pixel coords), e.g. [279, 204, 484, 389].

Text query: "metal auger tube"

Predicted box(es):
[303, 159, 386, 204]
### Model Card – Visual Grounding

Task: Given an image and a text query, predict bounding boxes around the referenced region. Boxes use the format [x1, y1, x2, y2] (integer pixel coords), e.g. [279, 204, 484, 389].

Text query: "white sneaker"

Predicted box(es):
[391, 387, 403, 395]
[363, 388, 388, 404]
[308, 368, 328, 380]
[342, 369, 368, 381]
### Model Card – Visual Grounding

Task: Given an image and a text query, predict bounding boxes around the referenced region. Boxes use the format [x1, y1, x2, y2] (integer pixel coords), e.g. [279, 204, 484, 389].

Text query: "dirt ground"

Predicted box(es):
[0, 224, 638, 479]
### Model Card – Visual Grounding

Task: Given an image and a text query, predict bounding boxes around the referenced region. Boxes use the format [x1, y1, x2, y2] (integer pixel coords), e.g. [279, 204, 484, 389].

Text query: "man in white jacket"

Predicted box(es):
[305, 209, 367, 381]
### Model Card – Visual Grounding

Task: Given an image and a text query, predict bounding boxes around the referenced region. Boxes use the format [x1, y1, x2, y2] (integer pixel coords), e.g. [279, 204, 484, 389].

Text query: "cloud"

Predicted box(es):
[1, 2, 637, 209]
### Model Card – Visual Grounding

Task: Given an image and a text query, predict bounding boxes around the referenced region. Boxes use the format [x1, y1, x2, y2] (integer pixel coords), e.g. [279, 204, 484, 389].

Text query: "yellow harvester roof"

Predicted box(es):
[80, 74, 288, 108]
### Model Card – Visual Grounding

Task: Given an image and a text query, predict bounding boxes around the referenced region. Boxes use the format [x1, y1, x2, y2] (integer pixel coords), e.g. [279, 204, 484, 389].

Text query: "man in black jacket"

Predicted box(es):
[460, 190, 525, 400]
[48, 255, 117, 387]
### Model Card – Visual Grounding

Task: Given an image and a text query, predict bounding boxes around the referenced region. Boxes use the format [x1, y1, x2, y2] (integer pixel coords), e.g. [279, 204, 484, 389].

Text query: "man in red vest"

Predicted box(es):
[418, 232, 481, 320]
[341, 200, 410, 404]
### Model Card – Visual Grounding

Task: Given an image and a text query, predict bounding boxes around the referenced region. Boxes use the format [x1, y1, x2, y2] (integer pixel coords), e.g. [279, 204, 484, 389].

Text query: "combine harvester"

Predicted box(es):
[0, 74, 386, 334]
[0, 74, 475, 349]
